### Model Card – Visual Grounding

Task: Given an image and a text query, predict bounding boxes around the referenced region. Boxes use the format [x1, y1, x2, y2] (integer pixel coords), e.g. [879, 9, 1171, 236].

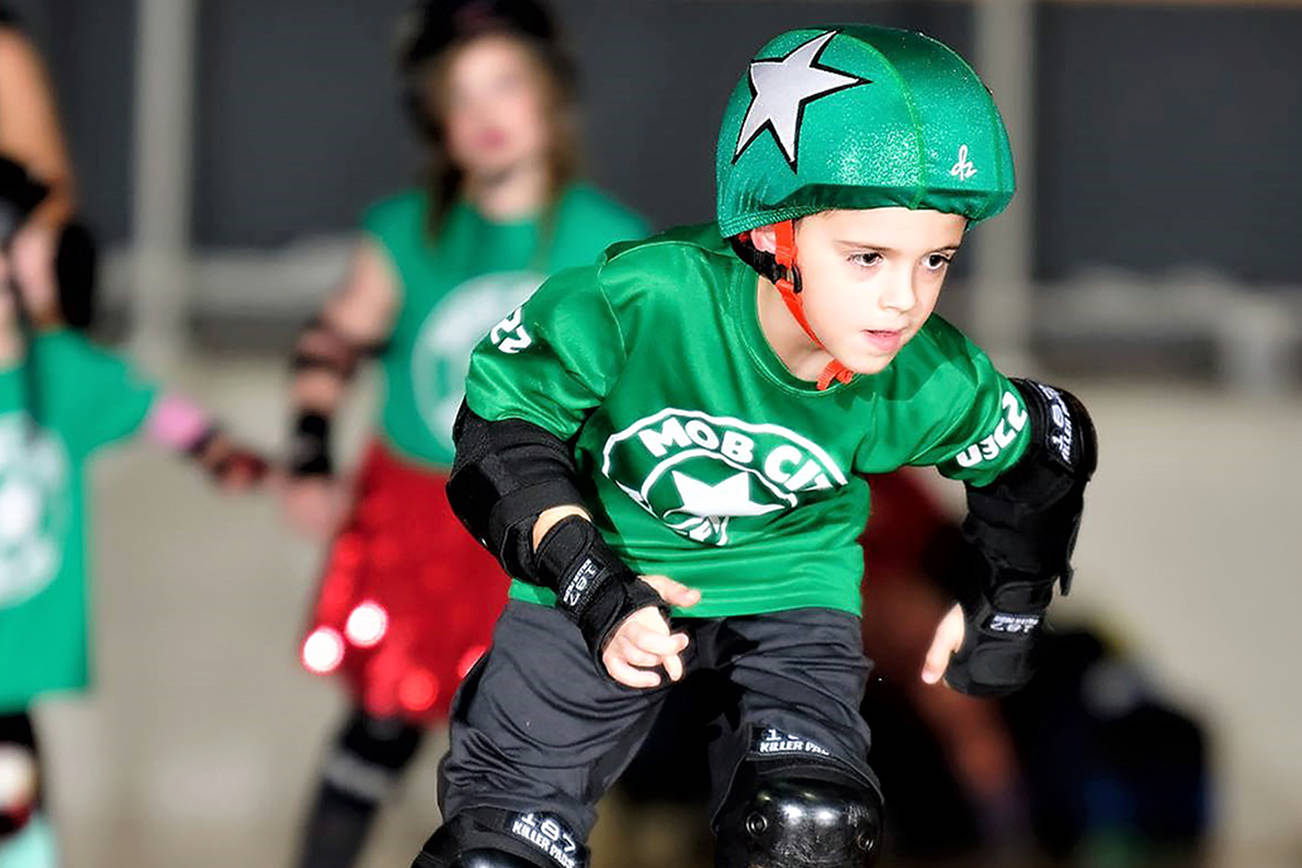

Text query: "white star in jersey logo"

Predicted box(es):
[733, 30, 870, 170]
[671, 471, 785, 519]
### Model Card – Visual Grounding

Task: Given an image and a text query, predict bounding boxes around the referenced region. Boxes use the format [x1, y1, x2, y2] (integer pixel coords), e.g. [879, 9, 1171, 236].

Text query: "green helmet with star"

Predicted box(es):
[716, 26, 1016, 238]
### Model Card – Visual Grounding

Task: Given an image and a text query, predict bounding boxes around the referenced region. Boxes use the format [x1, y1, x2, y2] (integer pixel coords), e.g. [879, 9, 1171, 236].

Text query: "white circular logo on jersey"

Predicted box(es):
[0, 414, 70, 608]
[411, 270, 544, 449]
[600, 408, 847, 547]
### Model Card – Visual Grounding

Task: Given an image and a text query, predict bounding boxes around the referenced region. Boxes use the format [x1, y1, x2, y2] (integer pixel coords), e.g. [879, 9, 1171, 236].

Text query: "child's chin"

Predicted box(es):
[844, 351, 900, 377]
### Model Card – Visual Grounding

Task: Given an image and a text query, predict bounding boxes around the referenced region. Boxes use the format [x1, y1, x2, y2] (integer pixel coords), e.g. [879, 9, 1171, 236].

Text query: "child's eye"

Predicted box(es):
[923, 253, 953, 271]
[850, 252, 882, 268]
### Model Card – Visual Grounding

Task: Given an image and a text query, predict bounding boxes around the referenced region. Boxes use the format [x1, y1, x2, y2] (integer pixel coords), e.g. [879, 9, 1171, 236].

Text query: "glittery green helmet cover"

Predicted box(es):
[716, 26, 1015, 237]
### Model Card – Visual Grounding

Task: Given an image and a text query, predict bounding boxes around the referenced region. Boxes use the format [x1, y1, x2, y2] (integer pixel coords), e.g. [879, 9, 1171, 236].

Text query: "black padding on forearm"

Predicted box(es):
[962, 379, 1097, 591]
[447, 402, 585, 581]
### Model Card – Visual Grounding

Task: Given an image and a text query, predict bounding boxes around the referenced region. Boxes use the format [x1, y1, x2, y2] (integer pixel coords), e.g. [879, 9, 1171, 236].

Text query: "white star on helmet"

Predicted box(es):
[734, 31, 870, 170]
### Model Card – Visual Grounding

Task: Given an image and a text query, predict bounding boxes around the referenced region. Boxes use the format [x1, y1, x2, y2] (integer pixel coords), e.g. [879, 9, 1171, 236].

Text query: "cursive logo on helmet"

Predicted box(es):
[601, 409, 846, 546]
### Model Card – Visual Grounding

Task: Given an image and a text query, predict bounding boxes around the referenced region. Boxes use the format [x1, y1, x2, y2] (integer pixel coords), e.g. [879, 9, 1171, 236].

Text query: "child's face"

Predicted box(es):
[758, 208, 966, 376]
[432, 34, 553, 181]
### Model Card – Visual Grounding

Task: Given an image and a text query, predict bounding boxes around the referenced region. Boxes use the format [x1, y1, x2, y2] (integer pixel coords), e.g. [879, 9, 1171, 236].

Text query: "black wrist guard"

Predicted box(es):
[533, 515, 667, 667]
[289, 411, 332, 477]
[945, 572, 1052, 697]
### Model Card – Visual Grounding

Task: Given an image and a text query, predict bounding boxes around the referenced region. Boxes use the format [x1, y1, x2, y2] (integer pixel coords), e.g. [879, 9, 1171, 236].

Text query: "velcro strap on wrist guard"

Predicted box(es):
[534, 516, 667, 666]
[289, 411, 332, 477]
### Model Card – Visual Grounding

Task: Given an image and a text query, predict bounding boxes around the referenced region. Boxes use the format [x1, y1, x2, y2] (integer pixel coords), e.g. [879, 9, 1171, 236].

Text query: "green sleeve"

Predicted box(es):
[906, 322, 1030, 487]
[462, 265, 626, 438]
[40, 332, 158, 452]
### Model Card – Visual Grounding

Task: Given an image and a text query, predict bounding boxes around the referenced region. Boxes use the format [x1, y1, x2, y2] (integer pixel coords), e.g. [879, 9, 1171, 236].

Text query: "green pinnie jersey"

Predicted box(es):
[365, 184, 648, 467]
[463, 225, 1032, 618]
[0, 331, 157, 710]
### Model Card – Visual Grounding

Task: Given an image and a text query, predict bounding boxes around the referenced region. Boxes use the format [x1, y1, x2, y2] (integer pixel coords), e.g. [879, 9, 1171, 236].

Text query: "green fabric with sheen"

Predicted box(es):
[463, 224, 1030, 619]
[717, 26, 1015, 236]
[366, 184, 648, 468]
[0, 332, 157, 711]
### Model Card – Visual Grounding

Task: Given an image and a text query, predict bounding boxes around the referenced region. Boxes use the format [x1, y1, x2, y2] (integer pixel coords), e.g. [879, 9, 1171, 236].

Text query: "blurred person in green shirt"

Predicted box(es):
[280, 4, 646, 867]
[0, 155, 268, 866]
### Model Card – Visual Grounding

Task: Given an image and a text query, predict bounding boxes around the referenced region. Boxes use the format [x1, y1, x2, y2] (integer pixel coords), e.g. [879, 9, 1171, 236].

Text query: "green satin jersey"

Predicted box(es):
[464, 224, 1030, 618]
[0, 332, 156, 711]
[366, 185, 648, 467]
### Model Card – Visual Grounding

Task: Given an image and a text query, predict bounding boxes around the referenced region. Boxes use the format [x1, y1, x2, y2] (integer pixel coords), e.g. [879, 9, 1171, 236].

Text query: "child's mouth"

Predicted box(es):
[862, 328, 904, 351]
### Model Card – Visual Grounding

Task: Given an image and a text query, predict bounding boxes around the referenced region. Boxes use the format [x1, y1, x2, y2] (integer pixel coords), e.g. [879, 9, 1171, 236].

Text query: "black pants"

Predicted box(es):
[437, 601, 876, 845]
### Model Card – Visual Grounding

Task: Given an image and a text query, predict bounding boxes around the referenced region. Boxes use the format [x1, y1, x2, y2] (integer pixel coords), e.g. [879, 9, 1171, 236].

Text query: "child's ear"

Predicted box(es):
[749, 223, 778, 255]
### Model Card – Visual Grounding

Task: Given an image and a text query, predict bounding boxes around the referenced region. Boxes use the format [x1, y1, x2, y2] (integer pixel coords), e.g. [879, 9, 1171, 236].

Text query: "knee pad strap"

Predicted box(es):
[413, 808, 587, 868]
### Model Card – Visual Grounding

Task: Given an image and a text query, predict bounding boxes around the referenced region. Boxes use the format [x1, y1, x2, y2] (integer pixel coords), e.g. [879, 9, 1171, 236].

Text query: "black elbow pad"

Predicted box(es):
[446, 402, 585, 580]
[962, 378, 1097, 593]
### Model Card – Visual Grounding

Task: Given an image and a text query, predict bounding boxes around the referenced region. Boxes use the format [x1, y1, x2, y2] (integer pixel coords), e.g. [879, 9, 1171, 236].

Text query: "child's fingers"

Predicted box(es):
[921, 604, 966, 685]
[604, 655, 661, 690]
[661, 649, 684, 683]
[625, 621, 688, 658]
[921, 644, 949, 685]
[611, 636, 659, 669]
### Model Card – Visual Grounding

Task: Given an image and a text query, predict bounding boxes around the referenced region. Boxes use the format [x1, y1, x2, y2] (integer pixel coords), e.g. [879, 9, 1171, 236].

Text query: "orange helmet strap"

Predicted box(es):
[768, 221, 853, 390]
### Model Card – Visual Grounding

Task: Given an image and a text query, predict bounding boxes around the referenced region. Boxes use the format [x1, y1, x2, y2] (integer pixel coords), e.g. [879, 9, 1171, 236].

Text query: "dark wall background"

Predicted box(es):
[1035, 4, 1302, 283]
[6, 0, 1302, 283]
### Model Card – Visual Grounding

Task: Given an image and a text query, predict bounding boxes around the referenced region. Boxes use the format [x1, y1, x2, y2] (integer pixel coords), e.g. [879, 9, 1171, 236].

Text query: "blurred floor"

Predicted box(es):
[24, 356, 1302, 867]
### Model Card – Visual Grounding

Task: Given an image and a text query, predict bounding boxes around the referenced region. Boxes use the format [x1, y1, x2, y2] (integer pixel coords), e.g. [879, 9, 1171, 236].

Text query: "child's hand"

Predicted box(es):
[921, 603, 965, 686]
[189, 430, 273, 492]
[601, 575, 700, 690]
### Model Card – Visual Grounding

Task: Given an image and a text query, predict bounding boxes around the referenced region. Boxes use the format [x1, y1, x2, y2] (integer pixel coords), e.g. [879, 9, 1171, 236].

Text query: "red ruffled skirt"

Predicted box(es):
[301, 439, 509, 724]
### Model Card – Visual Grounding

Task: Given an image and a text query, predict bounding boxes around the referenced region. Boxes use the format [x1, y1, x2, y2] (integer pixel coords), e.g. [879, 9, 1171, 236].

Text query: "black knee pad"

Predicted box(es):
[322, 711, 424, 805]
[413, 807, 587, 868]
[715, 771, 883, 867]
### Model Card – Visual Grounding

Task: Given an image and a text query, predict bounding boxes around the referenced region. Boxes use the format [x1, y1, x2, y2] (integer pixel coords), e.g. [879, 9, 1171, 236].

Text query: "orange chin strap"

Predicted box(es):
[768, 220, 854, 391]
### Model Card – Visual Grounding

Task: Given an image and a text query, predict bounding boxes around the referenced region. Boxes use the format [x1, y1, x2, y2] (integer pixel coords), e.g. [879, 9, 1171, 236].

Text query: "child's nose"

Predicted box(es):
[879, 267, 916, 313]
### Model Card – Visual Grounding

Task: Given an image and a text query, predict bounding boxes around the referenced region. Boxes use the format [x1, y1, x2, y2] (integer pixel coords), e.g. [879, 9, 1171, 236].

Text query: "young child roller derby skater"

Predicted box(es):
[414, 24, 1096, 868]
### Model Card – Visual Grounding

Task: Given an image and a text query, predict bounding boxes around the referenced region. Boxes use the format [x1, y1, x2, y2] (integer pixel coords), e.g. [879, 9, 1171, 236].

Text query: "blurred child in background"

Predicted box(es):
[0, 164, 267, 868]
[1, 13, 269, 865]
[282, 3, 646, 866]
